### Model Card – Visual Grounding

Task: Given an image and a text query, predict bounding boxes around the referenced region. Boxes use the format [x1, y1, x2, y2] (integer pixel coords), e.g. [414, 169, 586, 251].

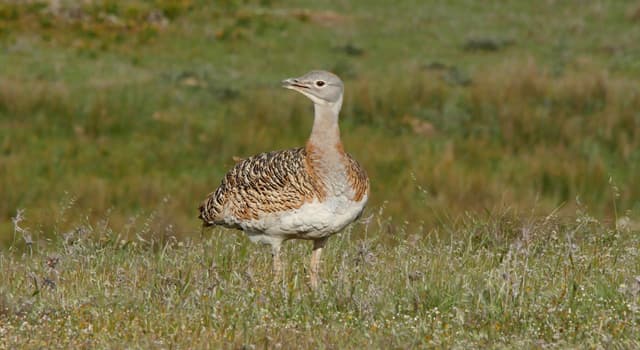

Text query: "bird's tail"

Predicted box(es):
[198, 193, 220, 227]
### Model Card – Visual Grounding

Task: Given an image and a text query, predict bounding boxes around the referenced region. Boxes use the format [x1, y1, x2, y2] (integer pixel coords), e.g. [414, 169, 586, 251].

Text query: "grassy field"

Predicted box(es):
[2, 208, 639, 348]
[1, 0, 640, 347]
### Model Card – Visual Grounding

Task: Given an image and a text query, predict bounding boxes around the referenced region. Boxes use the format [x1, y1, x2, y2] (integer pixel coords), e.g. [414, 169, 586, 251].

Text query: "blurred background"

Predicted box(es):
[1, 0, 639, 245]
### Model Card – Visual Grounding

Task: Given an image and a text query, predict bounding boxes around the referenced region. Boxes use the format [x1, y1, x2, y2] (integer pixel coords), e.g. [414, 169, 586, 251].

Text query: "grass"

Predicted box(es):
[1, 0, 640, 347]
[1, 206, 639, 348]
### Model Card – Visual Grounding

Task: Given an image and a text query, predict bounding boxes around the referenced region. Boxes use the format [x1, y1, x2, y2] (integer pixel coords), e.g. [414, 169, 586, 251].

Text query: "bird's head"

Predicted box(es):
[282, 70, 344, 108]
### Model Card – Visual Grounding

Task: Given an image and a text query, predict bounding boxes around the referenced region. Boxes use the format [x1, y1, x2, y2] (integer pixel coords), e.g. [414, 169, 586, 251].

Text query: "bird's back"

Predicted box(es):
[199, 148, 325, 228]
[199, 147, 369, 236]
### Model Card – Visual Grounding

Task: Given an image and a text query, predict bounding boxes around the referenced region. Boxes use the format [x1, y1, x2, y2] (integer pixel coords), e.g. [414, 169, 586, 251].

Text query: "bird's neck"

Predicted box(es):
[306, 97, 344, 161]
[305, 96, 353, 196]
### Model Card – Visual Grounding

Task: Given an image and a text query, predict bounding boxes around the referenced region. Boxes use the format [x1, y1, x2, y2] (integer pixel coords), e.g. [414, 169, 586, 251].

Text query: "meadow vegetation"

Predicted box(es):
[2, 206, 640, 348]
[1, 0, 640, 347]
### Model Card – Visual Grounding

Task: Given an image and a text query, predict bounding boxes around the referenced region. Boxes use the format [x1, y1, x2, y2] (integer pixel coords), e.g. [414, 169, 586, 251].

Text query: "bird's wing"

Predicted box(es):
[345, 153, 370, 202]
[199, 148, 325, 227]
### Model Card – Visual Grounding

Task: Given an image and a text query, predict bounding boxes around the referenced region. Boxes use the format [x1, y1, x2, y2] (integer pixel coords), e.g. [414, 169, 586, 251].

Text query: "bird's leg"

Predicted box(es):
[310, 237, 328, 289]
[200, 222, 207, 239]
[272, 244, 283, 282]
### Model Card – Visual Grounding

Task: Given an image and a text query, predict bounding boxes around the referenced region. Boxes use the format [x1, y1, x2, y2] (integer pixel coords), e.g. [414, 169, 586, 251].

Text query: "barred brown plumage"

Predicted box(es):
[199, 70, 369, 289]
[199, 148, 327, 225]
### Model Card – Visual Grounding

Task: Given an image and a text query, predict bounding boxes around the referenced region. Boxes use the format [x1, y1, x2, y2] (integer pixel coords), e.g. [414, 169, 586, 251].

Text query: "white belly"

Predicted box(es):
[242, 194, 368, 242]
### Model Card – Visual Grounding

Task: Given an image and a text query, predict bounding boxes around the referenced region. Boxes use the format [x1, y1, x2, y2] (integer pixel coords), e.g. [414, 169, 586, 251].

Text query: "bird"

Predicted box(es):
[199, 70, 369, 289]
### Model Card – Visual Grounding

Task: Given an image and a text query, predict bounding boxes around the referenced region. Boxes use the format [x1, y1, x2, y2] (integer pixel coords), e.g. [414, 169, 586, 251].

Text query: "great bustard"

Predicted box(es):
[199, 70, 369, 288]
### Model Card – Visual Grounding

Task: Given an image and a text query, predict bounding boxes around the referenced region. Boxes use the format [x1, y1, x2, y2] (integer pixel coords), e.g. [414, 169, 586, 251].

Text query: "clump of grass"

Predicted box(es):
[1, 205, 638, 348]
[0, 78, 70, 117]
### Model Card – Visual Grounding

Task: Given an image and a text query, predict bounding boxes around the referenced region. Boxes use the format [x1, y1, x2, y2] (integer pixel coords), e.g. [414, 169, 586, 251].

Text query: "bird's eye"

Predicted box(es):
[315, 81, 326, 87]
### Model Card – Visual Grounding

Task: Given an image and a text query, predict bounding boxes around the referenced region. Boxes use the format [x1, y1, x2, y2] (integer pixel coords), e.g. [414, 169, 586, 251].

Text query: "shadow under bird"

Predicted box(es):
[199, 70, 369, 289]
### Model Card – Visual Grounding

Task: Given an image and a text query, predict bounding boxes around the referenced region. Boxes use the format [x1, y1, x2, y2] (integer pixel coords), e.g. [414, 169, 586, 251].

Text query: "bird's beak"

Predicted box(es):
[282, 78, 310, 91]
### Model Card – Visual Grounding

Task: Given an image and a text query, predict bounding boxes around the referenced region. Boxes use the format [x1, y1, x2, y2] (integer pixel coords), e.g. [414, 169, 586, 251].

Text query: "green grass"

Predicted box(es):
[1, 0, 640, 347]
[2, 207, 639, 348]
